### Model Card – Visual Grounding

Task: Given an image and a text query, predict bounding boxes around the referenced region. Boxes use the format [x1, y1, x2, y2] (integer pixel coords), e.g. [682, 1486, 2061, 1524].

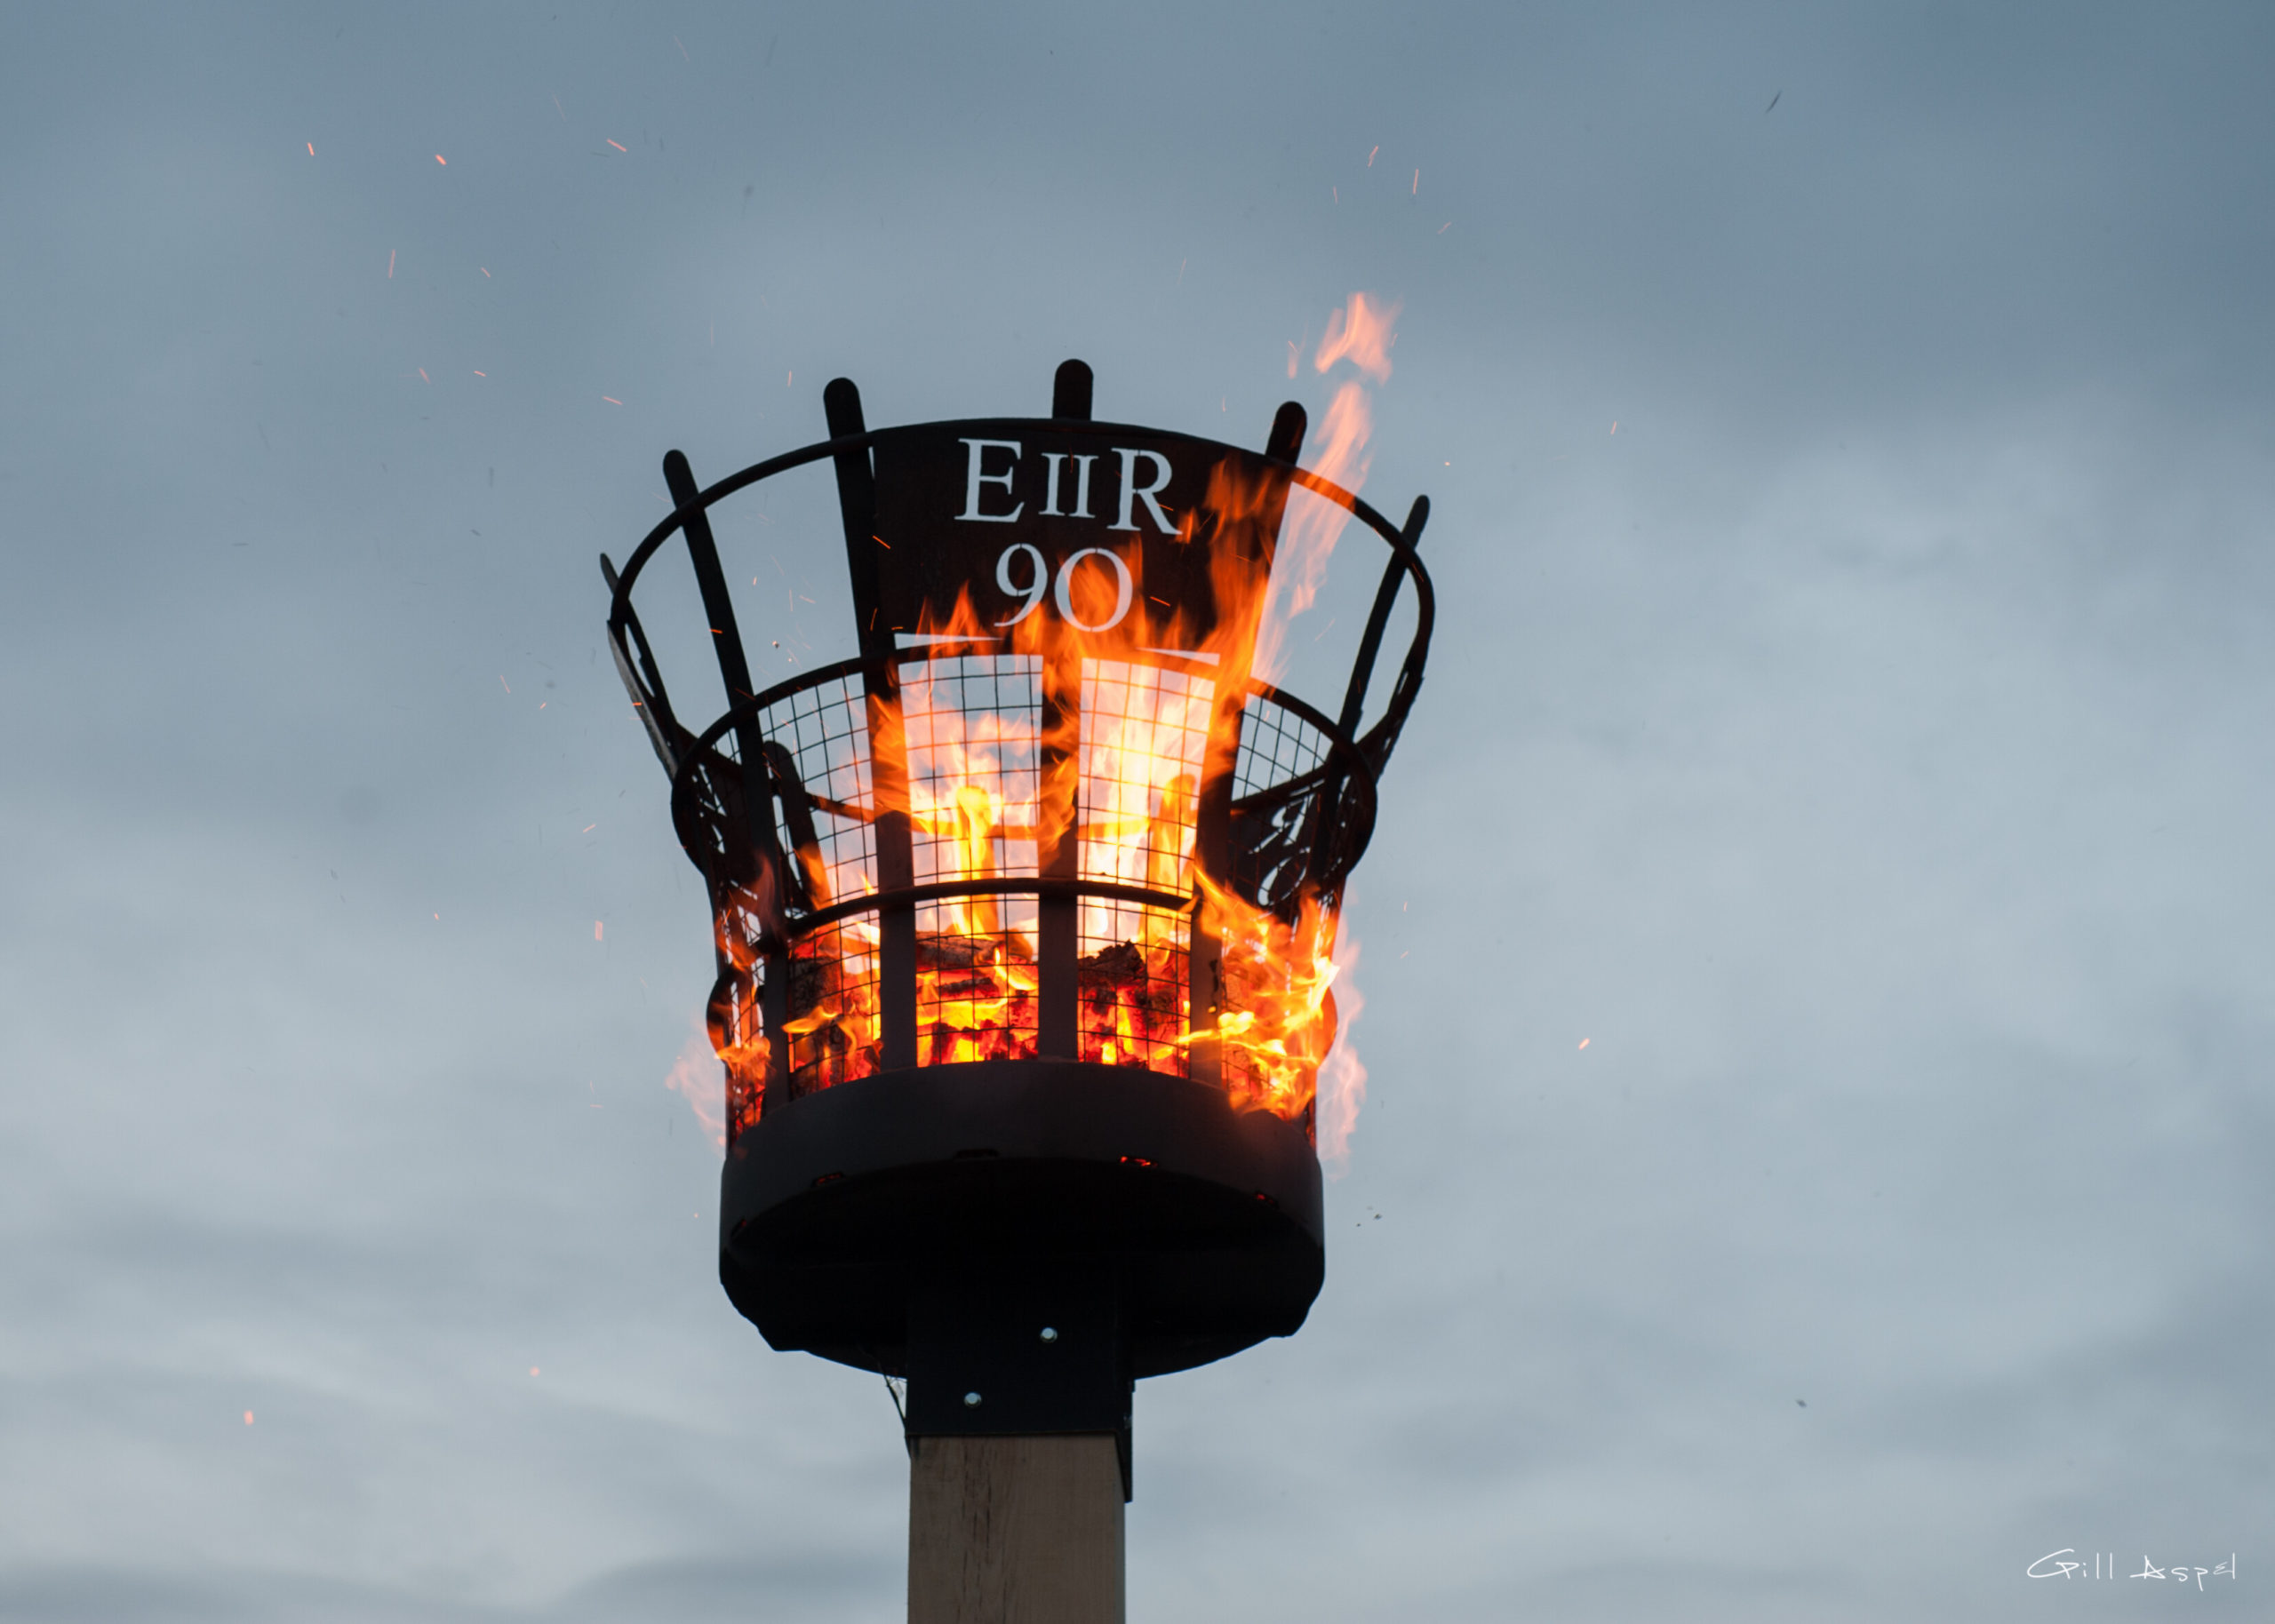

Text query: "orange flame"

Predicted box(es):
[665, 1025, 730, 1149]
[1314, 292, 1398, 382]
[1253, 292, 1399, 681]
[741, 299, 1393, 1147]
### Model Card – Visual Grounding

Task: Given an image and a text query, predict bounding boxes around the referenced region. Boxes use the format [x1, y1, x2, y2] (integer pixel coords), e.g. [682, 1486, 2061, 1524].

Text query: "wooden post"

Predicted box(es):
[909, 1435, 1126, 1624]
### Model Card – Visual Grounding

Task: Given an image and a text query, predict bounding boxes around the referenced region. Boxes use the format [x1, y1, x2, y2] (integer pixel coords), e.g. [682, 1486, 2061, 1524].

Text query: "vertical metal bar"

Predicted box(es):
[825, 379, 918, 1071]
[1037, 658, 1081, 1059]
[664, 450, 760, 721]
[1310, 495, 1429, 874]
[909, 1437, 1125, 1624]
[1334, 496, 1429, 741]
[1185, 738, 1228, 1094]
[1036, 364, 1090, 1059]
[1263, 399, 1305, 466]
[1187, 403, 1305, 1089]
[665, 450, 786, 927]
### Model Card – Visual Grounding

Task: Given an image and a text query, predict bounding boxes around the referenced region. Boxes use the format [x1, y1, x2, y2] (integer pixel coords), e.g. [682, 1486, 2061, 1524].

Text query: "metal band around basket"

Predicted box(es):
[666, 657, 1384, 867]
[780, 876, 1196, 947]
[604, 424, 1433, 751]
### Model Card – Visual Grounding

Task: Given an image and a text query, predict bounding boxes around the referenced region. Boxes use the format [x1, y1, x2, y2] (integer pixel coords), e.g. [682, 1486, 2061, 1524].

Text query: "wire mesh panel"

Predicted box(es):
[1228, 690, 1337, 913]
[1074, 657, 1212, 1075]
[902, 654, 1045, 1068]
[755, 667, 880, 907]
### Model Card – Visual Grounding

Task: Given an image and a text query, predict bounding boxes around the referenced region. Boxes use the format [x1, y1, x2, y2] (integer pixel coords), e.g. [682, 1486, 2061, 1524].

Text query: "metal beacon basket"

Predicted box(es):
[603, 360, 1431, 1499]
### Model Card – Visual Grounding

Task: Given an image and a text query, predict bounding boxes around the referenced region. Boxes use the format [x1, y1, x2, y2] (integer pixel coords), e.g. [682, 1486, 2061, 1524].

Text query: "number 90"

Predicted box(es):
[995, 543, 1135, 633]
[994, 543, 1049, 626]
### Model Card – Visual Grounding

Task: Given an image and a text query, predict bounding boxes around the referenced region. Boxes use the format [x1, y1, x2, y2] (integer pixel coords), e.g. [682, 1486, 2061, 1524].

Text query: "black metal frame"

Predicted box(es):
[604, 373, 1432, 1117]
[602, 362, 1433, 1495]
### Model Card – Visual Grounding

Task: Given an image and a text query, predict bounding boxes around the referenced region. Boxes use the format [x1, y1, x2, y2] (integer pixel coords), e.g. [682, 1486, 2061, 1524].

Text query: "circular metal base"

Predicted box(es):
[718, 1060, 1325, 1380]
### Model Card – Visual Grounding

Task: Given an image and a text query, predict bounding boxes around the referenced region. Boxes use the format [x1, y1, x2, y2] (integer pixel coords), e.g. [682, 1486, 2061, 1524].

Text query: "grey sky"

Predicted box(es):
[3, 4, 2270, 1619]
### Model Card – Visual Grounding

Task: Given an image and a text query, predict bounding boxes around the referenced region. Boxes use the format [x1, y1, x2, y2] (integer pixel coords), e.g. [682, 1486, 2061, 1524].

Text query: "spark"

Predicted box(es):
[1367, 144, 1378, 167]
[607, 138, 627, 152]
[1177, 257, 1186, 284]
[1412, 168, 1419, 195]
[530, 1365, 540, 1376]
[582, 824, 596, 833]
[306, 142, 315, 156]
[473, 370, 486, 377]
[435, 154, 447, 165]
[1438, 220, 1451, 234]
[552, 94, 566, 122]
[675, 34, 690, 60]
[1610, 421, 1617, 434]
[786, 370, 793, 386]
[595, 921, 604, 941]
[499, 675, 512, 693]
[243, 1411, 254, 1425]
[416, 367, 429, 383]
[1577, 1038, 1590, 1050]
[1333, 185, 1338, 203]
[387, 249, 395, 278]
[480, 267, 490, 276]
[603, 395, 622, 405]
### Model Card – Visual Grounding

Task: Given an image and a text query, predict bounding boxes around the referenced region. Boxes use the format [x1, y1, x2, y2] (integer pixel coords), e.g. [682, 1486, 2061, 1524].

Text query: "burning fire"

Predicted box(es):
[701, 296, 1394, 1154]
[1252, 291, 1399, 684]
[775, 593, 1213, 1088]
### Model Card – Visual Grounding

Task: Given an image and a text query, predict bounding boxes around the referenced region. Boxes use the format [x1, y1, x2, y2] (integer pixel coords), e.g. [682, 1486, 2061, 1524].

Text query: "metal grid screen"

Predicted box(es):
[740, 659, 1355, 1103]
[758, 670, 880, 906]
[1074, 658, 1211, 1075]
[902, 655, 1044, 1068]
